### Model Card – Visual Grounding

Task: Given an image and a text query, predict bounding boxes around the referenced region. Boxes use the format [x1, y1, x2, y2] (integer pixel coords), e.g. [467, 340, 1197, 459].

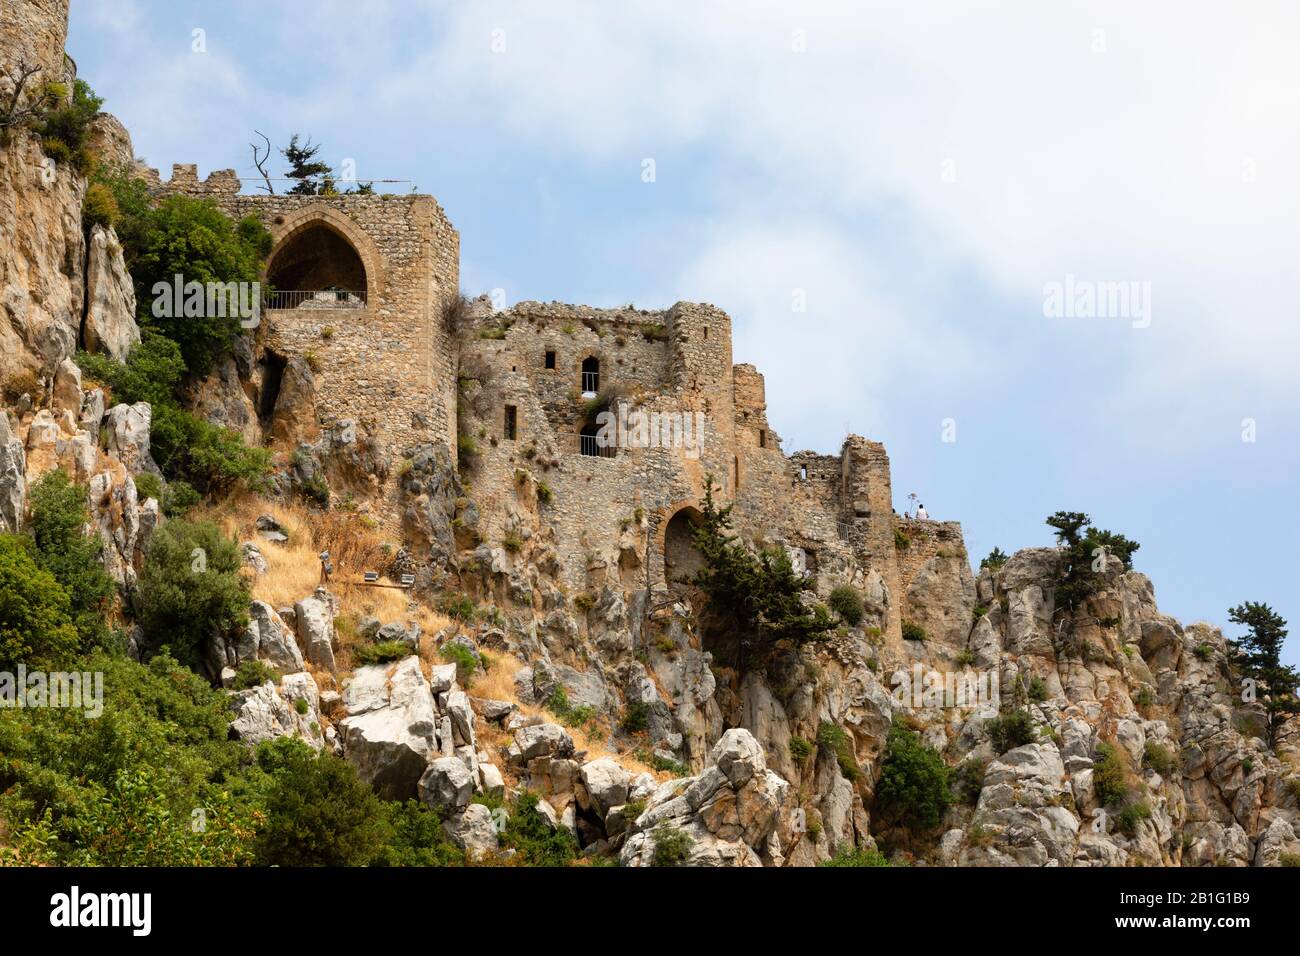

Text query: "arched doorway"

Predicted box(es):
[266, 221, 369, 309]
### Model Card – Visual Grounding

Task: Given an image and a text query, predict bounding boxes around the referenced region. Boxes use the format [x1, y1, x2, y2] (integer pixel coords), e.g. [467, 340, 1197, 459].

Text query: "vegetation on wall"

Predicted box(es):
[690, 477, 832, 673]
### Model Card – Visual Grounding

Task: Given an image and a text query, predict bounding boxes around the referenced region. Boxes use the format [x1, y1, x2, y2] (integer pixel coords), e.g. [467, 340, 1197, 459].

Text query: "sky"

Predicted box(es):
[67, 0, 1300, 664]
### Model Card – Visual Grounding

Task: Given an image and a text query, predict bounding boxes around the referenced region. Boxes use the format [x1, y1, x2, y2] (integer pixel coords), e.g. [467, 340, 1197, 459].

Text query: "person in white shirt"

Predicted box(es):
[916, 504, 929, 520]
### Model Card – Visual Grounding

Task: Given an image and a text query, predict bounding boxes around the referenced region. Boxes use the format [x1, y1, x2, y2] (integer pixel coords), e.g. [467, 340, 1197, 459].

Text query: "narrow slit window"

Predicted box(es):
[504, 404, 517, 441]
[759, 429, 767, 448]
[544, 350, 556, 369]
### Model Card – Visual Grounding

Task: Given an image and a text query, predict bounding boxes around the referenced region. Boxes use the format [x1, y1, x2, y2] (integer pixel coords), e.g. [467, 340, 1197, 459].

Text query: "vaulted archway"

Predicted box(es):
[264, 206, 382, 309]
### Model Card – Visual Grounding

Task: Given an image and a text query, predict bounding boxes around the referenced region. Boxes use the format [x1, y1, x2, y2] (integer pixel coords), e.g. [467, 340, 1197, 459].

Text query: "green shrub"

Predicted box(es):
[690, 479, 832, 671]
[76, 331, 185, 407]
[253, 738, 389, 866]
[136, 519, 249, 671]
[901, 621, 926, 642]
[0, 534, 79, 671]
[436, 593, 476, 621]
[545, 687, 595, 728]
[353, 640, 410, 667]
[130, 196, 271, 375]
[1142, 741, 1178, 776]
[1114, 800, 1151, 838]
[1133, 686, 1155, 711]
[819, 844, 890, 867]
[27, 470, 116, 653]
[1194, 642, 1213, 661]
[985, 709, 1036, 754]
[1279, 852, 1300, 868]
[231, 659, 280, 690]
[0, 650, 256, 865]
[502, 791, 578, 866]
[955, 649, 976, 667]
[536, 482, 552, 504]
[502, 532, 523, 553]
[788, 736, 813, 761]
[874, 717, 951, 830]
[828, 585, 865, 626]
[1026, 676, 1049, 703]
[650, 824, 693, 866]
[817, 721, 862, 783]
[980, 547, 1008, 571]
[1093, 742, 1131, 807]
[133, 471, 163, 502]
[620, 700, 651, 734]
[952, 759, 986, 805]
[894, 528, 910, 550]
[372, 800, 466, 867]
[440, 641, 479, 685]
[82, 181, 118, 230]
[35, 79, 102, 174]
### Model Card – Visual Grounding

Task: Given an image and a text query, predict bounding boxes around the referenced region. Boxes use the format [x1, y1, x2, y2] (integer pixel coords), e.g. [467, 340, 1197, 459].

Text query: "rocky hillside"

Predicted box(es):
[1, 0, 1297, 869]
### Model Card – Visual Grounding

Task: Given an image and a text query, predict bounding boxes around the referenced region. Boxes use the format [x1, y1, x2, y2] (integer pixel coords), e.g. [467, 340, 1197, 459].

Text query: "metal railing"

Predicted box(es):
[263, 289, 367, 310]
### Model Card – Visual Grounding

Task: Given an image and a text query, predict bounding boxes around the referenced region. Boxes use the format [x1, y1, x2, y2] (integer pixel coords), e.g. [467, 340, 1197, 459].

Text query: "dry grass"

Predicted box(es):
[195, 495, 455, 672]
[196, 495, 668, 782]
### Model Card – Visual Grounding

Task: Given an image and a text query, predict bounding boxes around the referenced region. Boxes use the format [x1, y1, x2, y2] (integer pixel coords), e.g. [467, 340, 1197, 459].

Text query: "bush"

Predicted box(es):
[894, 528, 910, 550]
[0, 534, 79, 671]
[901, 620, 926, 642]
[788, 736, 813, 761]
[253, 738, 389, 866]
[133, 471, 163, 503]
[439, 641, 478, 685]
[620, 700, 650, 734]
[874, 718, 951, 830]
[1114, 800, 1151, 838]
[436, 592, 476, 621]
[1093, 742, 1131, 807]
[130, 196, 271, 375]
[650, 824, 693, 866]
[819, 844, 891, 867]
[828, 585, 865, 626]
[1142, 741, 1178, 776]
[136, 519, 249, 671]
[980, 547, 1008, 571]
[817, 721, 862, 783]
[1026, 675, 1049, 703]
[232, 659, 280, 690]
[372, 800, 465, 867]
[502, 791, 578, 866]
[27, 470, 116, 653]
[82, 181, 119, 230]
[76, 331, 185, 408]
[690, 479, 832, 671]
[545, 687, 595, 728]
[353, 641, 410, 667]
[0, 650, 256, 865]
[985, 709, 1036, 754]
[35, 79, 102, 174]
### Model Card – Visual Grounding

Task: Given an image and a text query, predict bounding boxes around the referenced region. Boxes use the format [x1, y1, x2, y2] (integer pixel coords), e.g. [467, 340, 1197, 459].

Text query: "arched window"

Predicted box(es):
[581, 356, 599, 395]
[266, 222, 368, 309]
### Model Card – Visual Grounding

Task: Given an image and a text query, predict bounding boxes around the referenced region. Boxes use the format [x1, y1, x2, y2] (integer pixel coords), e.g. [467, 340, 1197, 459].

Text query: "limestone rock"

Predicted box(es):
[340, 656, 438, 799]
[83, 225, 140, 362]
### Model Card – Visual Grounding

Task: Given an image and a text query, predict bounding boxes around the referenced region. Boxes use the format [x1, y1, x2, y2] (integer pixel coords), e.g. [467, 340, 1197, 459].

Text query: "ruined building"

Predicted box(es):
[147, 165, 968, 643]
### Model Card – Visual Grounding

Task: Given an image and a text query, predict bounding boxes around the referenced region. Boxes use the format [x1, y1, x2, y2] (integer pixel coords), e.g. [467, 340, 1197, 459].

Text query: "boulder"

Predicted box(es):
[579, 757, 631, 818]
[710, 728, 767, 788]
[228, 679, 322, 750]
[419, 756, 475, 811]
[339, 657, 438, 799]
[443, 803, 499, 860]
[294, 589, 336, 671]
[508, 722, 575, 764]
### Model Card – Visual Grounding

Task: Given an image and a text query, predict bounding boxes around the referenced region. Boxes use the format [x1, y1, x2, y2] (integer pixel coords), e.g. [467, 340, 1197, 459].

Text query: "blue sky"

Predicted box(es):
[69, 1, 1300, 664]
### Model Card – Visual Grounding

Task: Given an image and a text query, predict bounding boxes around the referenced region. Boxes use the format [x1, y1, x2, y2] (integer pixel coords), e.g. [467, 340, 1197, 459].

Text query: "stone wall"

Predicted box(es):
[149, 165, 460, 505]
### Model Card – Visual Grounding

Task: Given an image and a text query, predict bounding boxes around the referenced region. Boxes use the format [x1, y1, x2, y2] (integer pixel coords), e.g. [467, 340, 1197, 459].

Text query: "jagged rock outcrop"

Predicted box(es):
[620, 729, 791, 866]
[0, 412, 25, 532]
[82, 224, 139, 361]
[228, 673, 324, 751]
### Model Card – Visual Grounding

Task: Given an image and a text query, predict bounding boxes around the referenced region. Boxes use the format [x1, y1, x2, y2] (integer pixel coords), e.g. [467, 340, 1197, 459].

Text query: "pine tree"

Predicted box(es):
[1228, 602, 1300, 746]
[281, 134, 335, 196]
